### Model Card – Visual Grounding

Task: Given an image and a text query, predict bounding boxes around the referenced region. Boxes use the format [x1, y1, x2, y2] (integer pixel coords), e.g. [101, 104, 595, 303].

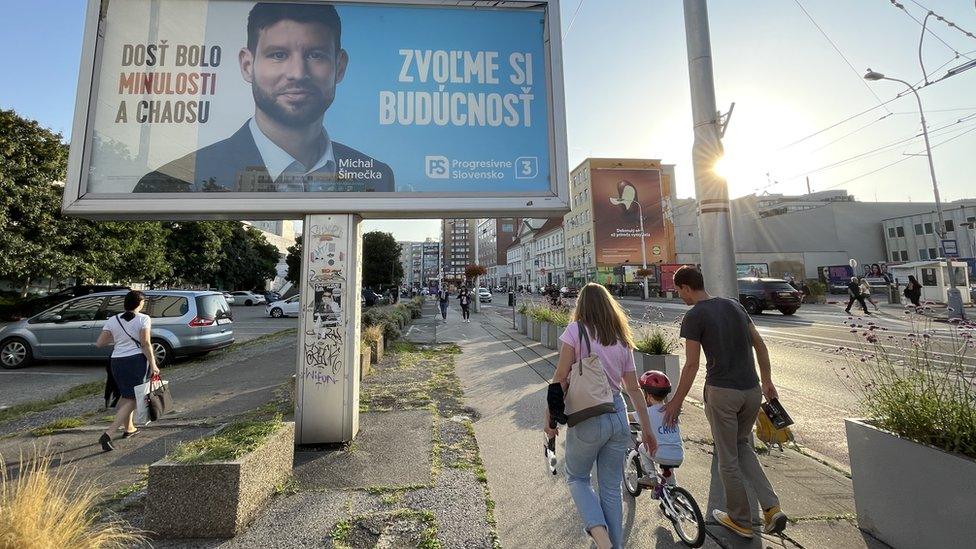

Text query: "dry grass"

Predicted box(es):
[363, 325, 384, 343]
[0, 452, 142, 549]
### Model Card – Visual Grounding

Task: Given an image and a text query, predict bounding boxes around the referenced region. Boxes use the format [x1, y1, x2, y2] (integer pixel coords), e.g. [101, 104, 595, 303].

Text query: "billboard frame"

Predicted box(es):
[62, 0, 569, 220]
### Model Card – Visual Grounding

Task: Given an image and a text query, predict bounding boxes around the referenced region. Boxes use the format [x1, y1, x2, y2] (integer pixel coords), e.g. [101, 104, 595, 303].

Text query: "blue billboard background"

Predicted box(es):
[329, 4, 550, 193]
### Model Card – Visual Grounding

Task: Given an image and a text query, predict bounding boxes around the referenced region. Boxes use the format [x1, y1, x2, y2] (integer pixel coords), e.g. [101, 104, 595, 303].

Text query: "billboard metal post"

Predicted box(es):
[683, 0, 738, 298]
[295, 214, 362, 444]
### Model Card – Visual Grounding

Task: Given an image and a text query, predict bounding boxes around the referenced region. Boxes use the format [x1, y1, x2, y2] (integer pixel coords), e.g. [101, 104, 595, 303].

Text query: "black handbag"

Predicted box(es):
[147, 375, 172, 421]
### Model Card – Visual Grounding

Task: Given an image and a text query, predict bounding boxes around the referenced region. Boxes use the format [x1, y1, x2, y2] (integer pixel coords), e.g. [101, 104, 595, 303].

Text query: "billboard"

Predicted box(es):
[591, 167, 673, 267]
[736, 263, 769, 278]
[64, 0, 568, 219]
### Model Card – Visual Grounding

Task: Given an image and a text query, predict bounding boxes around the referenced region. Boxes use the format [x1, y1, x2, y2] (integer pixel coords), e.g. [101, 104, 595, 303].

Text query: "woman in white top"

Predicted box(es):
[95, 290, 159, 451]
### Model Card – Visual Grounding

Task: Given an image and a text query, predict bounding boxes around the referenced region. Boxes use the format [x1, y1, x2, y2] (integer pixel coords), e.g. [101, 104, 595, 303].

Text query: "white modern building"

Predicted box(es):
[881, 202, 976, 263]
[533, 218, 565, 288]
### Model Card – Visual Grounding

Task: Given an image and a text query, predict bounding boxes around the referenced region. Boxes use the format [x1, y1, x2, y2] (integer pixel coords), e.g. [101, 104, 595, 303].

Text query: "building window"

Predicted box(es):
[914, 223, 924, 236]
[896, 226, 905, 237]
[929, 247, 938, 259]
[924, 222, 933, 235]
[945, 220, 954, 233]
[920, 268, 937, 286]
[887, 227, 896, 238]
[900, 250, 908, 261]
[919, 248, 928, 260]
[967, 216, 975, 224]
[891, 252, 899, 262]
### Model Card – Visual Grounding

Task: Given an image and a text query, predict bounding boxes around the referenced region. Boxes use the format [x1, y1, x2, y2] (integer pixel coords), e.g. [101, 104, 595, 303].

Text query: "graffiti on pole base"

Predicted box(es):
[301, 222, 349, 385]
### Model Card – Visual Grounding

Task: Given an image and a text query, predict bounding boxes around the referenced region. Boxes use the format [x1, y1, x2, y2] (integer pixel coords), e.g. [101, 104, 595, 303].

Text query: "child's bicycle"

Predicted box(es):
[623, 416, 705, 548]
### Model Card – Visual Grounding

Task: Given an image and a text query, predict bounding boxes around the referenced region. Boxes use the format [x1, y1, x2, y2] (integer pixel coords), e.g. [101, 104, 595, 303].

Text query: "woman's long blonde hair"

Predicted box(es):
[571, 283, 634, 348]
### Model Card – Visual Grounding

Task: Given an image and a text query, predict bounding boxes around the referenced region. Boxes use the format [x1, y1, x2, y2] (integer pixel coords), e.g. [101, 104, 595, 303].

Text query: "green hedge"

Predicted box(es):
[361, 297, 423, 342]
[525, 305, 570, 327]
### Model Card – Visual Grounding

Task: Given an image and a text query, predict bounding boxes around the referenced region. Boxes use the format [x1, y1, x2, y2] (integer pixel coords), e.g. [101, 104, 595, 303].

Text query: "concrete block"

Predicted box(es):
[145, 422, 295, 538]
[540, 322, 557, 349]
[369, 337, 384, 364]
[846, 418, 976, 549]
[360, 347, 372, 379]
[530, 319, 542, 341]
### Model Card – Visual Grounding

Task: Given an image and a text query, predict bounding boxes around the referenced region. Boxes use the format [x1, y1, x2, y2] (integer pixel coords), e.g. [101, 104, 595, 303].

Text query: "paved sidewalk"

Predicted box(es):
[456, 309, 886, 549]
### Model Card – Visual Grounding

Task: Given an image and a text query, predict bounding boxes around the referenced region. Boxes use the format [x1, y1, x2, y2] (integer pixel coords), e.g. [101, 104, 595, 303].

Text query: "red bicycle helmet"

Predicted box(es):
[639, 370, 672, 397]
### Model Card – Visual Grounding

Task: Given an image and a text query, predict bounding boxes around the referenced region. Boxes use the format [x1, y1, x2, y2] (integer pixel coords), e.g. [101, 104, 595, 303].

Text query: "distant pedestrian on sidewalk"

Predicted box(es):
[458, 286, 472, 323]
[95, 290, 159, 452]
[544, 283, 656, 549]
[664, 267, 788, 539]
[903, 275, 922, 307]
[437, 287, 450, 321]
[859, 278, 879, 311]
[845, 276, 870, 315]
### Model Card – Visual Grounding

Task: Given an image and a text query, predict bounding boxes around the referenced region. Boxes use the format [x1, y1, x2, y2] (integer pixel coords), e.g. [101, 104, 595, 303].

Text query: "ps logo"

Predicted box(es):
[515, 156, 539, 179]
[425, 156, 449, 179]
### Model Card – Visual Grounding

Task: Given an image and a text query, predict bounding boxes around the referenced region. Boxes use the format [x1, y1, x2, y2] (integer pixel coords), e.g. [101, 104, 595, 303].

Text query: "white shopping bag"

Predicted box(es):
[133, 378, 153, 425]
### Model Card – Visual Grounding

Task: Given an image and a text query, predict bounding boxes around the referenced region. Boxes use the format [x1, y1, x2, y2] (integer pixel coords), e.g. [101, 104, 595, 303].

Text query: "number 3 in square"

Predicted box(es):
[515, 157, 539, 179]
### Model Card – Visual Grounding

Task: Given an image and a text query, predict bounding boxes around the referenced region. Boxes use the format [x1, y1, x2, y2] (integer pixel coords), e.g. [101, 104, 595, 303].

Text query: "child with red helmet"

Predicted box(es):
[638, 370, 684, 498]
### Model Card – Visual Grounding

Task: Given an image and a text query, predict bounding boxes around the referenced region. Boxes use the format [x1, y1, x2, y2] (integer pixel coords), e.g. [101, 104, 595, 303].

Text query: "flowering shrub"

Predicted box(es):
[839, 311, 976, 458]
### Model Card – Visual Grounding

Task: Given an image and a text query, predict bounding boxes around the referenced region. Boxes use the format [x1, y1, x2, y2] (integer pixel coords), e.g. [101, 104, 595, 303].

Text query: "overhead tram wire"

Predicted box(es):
[564, 0, 585, 38]
[887, 0, 973, 59]
[784, 113, 976, 181]
[905, 0, 976, 43]
[815, 123, 976, 192]
[793, 0, 892, 113]
[774, 48, 976, 153]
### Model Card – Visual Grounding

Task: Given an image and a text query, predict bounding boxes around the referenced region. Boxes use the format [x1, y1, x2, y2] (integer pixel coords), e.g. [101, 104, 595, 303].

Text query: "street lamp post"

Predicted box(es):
[864, 69, 965, 320]
[609, 197, 650, 300]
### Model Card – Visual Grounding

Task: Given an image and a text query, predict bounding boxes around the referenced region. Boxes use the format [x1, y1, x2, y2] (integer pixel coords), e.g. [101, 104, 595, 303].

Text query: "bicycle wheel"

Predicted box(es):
[622, 450, 642, 497]
[667, 486, 705, 547]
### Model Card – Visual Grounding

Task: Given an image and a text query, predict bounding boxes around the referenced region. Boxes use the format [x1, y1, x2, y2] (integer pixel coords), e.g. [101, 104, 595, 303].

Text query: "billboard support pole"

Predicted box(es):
[637, 201, 649, 300]
[683, 0, 738, 298]
[295, 214, 362, 444]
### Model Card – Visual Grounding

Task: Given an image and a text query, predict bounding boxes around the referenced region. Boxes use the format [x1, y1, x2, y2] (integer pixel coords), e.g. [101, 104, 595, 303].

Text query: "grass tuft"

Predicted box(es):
[0, 452, 143, 548]
[0, 382, 102, 425]
[31, 417, 87, 437]
[169, 414, 283, 464]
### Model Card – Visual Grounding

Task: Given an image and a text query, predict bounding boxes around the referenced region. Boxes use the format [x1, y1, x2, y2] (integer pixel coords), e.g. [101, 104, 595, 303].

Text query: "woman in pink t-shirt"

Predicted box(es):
[544, 283, 655, 549]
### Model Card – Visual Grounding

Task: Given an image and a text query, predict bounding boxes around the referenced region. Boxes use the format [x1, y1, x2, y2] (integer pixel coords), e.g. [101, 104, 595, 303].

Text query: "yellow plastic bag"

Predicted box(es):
[755, 408, 793, 450]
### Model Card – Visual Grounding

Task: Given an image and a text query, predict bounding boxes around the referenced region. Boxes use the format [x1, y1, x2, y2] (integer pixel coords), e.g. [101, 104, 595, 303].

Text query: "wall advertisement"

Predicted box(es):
[590, 167, 673, 267]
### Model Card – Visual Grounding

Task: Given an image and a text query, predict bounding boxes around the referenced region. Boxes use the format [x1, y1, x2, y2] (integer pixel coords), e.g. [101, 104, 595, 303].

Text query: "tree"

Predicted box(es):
[286, 235, 303, 286]
[0, 110, 77, 296]
[362, 231, 403, 290]
[164, 221, 233, 286]
[214, 224, 280, 290]
[465, 264, 487, 280]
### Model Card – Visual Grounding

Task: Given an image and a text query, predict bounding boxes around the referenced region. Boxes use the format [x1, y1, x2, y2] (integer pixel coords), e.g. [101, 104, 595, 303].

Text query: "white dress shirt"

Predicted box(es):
[248, 118, 336, 191]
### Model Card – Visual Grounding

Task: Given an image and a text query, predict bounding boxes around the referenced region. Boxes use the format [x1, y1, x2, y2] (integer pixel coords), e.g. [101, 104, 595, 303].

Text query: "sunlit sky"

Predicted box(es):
[2, 0, 974, 242]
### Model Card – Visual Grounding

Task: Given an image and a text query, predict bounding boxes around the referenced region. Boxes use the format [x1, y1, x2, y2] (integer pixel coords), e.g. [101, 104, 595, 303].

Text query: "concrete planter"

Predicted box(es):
[146, 422, 295, 538]
[845, 418, 976, 548]
[540, 322, 557, 349]
[628, 352, 680, 408]
[529, 318, 542, 341]
[361, 346, 372, 379]
[517, 313, 527, 334]
[369, 337, 384, 364]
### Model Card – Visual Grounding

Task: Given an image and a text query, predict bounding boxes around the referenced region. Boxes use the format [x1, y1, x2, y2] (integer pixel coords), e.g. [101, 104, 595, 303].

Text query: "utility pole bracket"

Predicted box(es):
[718, 102, 735, 138]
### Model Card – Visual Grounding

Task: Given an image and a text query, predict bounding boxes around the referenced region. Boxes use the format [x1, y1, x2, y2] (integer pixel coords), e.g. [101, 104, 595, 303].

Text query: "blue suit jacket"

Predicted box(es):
[133, 123, 395, 192]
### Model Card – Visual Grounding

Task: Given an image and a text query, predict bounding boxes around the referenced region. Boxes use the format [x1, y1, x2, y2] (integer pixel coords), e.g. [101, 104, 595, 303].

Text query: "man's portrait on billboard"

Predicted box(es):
[134, 2, 395, 193]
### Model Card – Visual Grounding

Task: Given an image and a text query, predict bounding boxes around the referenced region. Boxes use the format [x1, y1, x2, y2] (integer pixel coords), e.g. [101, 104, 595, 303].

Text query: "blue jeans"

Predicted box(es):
[564, 393, 631, 548]
[439, 301, 449, 319]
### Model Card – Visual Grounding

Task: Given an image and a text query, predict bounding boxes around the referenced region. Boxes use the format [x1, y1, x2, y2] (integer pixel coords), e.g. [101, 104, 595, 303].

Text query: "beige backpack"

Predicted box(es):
[564, 323, 617, 427]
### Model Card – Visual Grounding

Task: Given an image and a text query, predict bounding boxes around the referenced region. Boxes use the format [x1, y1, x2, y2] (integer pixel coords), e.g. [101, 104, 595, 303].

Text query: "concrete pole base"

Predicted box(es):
[295, 214, 362, 444]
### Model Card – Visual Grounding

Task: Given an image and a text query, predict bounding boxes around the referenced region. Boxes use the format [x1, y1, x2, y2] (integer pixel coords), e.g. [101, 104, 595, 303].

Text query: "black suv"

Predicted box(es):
[737, 278, 802, 315]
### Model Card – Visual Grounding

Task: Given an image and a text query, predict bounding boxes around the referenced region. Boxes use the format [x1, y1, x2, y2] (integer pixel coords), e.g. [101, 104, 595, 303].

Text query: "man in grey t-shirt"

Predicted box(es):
[662, 266, 788, 539]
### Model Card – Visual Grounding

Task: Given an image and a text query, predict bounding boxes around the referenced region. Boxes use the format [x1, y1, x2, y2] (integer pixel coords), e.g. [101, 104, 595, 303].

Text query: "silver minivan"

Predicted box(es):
[0, 290, 234, 369]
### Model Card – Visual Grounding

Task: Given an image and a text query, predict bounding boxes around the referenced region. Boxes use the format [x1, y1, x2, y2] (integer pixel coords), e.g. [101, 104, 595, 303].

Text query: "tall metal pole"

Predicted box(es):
[878, 76, 965, 320]
[637, 201, 649, 300]
[683, 0, 738, 298]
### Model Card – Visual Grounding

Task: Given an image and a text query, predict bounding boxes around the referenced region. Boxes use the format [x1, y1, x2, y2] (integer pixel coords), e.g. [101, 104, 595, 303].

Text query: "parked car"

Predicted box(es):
[266, 295, 301, 318]
[222, 292, 236, 305]
[228, 291, 266, 306]
[560, 286, 579, 298]
[737, 277, 802, 315]
[362, 289, 384, 307]
[478, 288, 492, 303]
[6, 285, 129, 320]
[0, 290, 234, 369]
